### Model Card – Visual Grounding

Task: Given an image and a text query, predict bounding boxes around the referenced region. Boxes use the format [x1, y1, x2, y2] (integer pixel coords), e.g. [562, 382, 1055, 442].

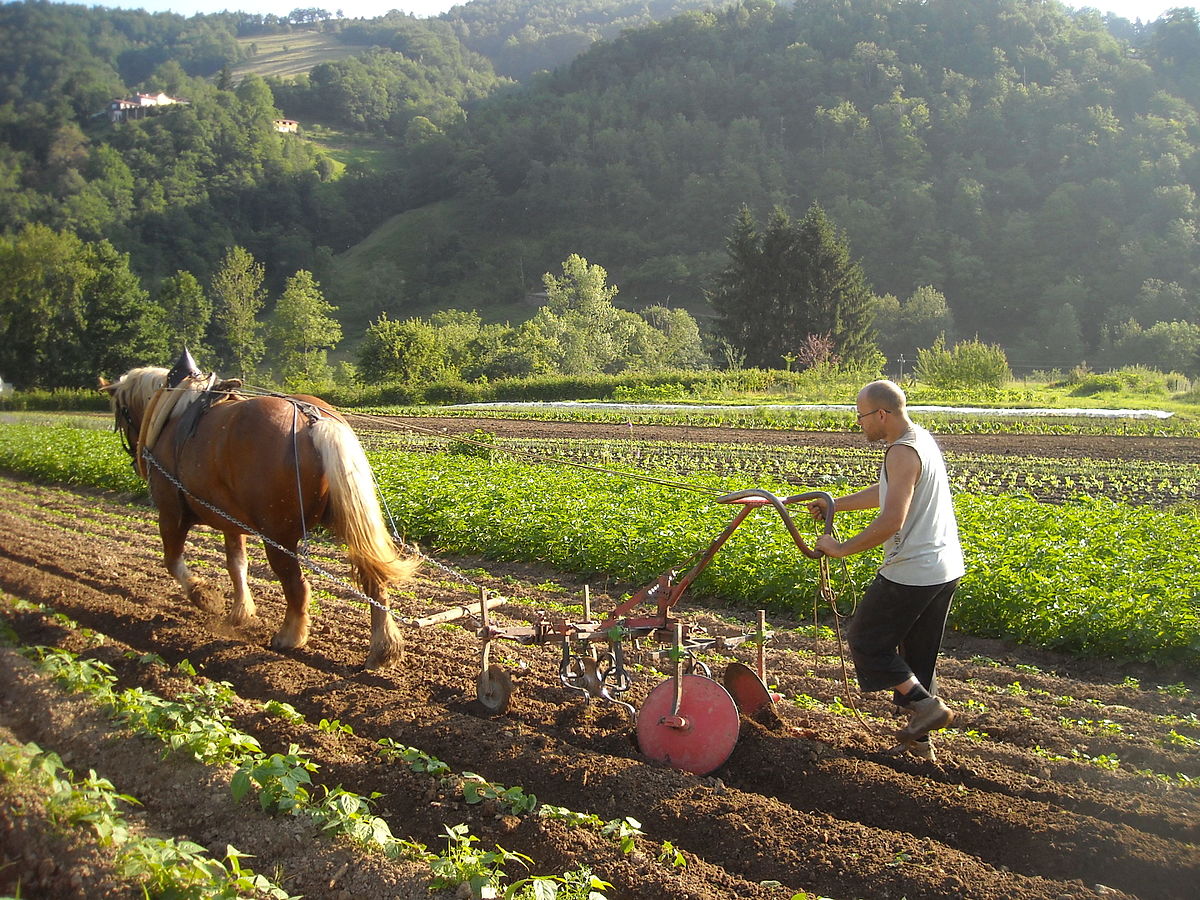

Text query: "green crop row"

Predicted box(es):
[358, 429, 1200, 508]
[373, 453, 1199, 664]
[356, 403, 1200, 438]
[1, 422, 1197, 664]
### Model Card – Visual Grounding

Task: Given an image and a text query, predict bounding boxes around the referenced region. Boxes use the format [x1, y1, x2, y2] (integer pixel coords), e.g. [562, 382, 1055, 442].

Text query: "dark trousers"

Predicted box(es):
[847, 573, 959, 704]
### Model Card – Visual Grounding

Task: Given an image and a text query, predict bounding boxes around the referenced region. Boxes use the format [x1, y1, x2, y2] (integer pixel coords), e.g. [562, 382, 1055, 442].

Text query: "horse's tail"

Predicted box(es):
[309, 419, 419, 589]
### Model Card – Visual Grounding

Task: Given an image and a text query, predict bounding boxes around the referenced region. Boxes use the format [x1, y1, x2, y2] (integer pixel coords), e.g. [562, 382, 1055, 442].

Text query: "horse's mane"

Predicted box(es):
[109, 369, 211, 429]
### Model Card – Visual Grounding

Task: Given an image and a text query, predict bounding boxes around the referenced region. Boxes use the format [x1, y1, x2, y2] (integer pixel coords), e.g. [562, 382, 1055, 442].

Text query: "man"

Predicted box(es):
[810, 380, 964, 761]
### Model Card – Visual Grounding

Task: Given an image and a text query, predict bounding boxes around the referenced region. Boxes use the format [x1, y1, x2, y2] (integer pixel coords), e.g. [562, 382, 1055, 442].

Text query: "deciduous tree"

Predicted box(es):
[210, 246, 266, 381]
[269, 269, 342, 389]
[158, 270, 213, 365]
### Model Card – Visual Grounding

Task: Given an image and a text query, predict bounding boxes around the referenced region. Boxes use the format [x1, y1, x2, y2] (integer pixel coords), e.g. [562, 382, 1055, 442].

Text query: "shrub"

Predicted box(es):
[1069, 366, 1170, 397]
[915, 337, 1011, 391]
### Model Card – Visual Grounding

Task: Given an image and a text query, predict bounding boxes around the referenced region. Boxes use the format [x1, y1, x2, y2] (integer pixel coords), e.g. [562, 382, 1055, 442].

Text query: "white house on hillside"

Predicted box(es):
[107, 92, 188, 123]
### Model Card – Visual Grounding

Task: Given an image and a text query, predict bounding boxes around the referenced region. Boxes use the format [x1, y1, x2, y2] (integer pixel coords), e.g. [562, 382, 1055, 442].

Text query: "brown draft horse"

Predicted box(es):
[99, 365, 419, 668]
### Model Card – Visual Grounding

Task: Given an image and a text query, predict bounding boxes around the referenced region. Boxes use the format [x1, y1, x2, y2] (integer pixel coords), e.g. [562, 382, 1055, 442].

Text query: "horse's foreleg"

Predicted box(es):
[160, 518, 221, 613]
[364, 579, 404, 670]
[264, 545, 309, 651]
[224, 532, 256, 626]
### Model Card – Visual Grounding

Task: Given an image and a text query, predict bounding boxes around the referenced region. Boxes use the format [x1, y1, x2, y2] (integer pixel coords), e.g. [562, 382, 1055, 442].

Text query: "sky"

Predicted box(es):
[66, 1, 1191, 24]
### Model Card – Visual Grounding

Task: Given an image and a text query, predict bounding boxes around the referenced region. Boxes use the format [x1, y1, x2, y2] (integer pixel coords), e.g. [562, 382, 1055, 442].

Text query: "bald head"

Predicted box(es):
[858, 380, 907, 413]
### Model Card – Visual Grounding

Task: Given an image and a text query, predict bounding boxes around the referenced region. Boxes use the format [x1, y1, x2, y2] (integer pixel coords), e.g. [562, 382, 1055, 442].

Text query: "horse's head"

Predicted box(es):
[99, 367, 168, 461]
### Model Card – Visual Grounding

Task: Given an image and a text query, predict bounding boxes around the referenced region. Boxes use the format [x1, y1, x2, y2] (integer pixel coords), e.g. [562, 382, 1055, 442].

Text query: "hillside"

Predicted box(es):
[230, 30, 365, 80]
[1, 0, 1199, 386]
[330, 0, 1200, 371]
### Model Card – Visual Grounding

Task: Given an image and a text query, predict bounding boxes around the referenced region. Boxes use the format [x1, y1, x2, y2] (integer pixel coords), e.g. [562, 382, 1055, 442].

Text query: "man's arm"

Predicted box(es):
[827, 483, 880, 513]
[815, 445, 920, 558]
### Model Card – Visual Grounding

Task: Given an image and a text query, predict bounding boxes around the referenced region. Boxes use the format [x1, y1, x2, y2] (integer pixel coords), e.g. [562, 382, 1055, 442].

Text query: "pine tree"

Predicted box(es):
[709, 203, 878, 368]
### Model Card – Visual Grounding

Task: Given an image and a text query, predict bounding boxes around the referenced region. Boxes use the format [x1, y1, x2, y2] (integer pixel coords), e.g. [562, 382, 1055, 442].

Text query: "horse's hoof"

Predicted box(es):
[225, 611, 256, 629]
[187, 583, 224, 615]
[364, 645, 404, 670]
[269, 635, 307, 652]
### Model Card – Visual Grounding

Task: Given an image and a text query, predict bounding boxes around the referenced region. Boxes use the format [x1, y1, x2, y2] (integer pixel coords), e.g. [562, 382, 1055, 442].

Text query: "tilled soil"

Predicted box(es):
[1, 422, 1198, 899]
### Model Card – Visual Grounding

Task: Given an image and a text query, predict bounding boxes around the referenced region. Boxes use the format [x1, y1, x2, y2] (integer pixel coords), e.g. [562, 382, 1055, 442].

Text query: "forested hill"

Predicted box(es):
[1, 0, 1199, 379]
[374, 0, 1200, 367]
[440, 0, 738, 80]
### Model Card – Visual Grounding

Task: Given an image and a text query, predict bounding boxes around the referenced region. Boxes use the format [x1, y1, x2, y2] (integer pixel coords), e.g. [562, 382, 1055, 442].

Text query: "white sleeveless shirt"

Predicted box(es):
[878, 424, 965, 586]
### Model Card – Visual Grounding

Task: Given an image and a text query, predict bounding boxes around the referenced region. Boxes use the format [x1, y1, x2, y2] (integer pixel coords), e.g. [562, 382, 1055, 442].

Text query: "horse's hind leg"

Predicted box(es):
[160, 518, 222, 613]
[365, 578, 404, 670]
[264, 544, 309, 651]
[224, 532, 256, 626]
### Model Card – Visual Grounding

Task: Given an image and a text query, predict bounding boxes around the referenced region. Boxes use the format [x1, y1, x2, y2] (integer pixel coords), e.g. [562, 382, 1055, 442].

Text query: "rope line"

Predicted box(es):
[812, 544, 893, 747]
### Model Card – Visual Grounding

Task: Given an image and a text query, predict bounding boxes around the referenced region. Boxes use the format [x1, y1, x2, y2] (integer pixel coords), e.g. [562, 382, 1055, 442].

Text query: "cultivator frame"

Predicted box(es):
[420, 488, 835, 775]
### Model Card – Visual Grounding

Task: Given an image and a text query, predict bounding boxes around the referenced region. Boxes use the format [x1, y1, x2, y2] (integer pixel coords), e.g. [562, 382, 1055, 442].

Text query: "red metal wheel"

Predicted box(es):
[636, 674, 740, 775]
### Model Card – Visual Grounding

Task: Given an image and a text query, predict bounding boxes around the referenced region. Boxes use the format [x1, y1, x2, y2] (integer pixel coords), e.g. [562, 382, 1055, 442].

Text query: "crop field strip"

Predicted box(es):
[3, 419, 1200, 897]
[2, 419, 1199, 664]
[0, 579, 792, 898]
[359, 405, 1200, 439]
[356, 429, 1200, 508]
[0, 487, 1195, 900]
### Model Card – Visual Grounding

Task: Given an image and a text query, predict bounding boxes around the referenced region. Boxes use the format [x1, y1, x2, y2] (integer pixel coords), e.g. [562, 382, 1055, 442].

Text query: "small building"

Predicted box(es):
[274, 118, 299, 133]
[107, 92, 188, 123]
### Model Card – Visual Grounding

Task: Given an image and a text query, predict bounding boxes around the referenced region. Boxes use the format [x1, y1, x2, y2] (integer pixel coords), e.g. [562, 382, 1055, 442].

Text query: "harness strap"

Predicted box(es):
[291, 402, 309, 551]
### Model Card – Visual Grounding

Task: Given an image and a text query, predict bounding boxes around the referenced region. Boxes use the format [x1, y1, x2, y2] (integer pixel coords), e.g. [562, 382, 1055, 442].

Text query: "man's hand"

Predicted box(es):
[815, 535, 845, 558]
[807, 498, 830, 521]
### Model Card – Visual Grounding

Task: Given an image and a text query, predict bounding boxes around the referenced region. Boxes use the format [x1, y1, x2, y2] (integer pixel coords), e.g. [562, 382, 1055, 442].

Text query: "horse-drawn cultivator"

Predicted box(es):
[103, 353, 841, 777]
[423, 488, 835, 775]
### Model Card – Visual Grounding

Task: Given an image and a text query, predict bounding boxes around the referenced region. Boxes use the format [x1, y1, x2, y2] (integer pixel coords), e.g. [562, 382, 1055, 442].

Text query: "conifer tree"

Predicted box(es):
[709, 203, 878, 368]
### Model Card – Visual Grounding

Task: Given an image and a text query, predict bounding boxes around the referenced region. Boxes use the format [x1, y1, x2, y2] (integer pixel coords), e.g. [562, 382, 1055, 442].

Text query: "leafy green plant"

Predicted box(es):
[1157, 682, 1192, 697]
[658, 841, 686, 868]
[263, 699, 305, 724]
[0, 740, 294, 899]
[428, 824, 531, 897]
[317, 717, 354, 737]
[449, 428, 498, 460]
[120, 839, 297, 900]
[1069, 750, 1121, 771]
[600, 816, 643, 854]
[231, 746, 318, 813]
[504, 865, 612, 899]
[312, 787, 401, 853]
[1162, 730, 1199, 749]
[538, 805, 604, 829]
[376, 738, 452, 776]
[34, 648, 116, 694]
[461, 773, 538, 814]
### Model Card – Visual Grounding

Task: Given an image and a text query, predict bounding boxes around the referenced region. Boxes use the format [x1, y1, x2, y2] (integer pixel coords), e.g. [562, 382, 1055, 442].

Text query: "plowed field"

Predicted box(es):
[1, 421, 1198, 900]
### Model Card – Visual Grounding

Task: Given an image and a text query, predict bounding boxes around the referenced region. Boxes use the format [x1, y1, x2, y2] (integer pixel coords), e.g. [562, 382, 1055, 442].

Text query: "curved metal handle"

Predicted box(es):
[715, 489, 835, 559]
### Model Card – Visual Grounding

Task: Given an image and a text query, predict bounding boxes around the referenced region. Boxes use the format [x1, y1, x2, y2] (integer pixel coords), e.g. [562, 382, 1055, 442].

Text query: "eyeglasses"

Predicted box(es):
[856, 408, 889, 421]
